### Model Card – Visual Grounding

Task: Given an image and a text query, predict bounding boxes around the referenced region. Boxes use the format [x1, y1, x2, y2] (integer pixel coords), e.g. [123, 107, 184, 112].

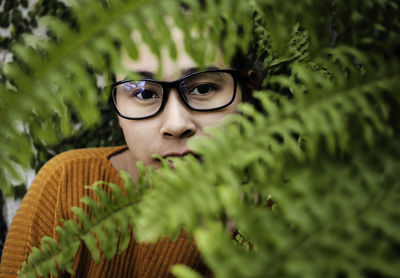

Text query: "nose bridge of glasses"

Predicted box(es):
[161, 79, 188, 103]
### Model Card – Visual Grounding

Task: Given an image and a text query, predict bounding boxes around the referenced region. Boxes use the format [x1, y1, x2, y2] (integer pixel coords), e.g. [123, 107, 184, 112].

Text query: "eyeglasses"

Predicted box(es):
[111, 69, 241, 120]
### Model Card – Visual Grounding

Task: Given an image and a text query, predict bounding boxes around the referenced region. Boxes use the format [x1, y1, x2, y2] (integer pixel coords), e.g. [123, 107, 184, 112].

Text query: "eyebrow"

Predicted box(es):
[180, 65, 220, 77]
[133, 65, 221, 80]
[136, 71, 154, 79]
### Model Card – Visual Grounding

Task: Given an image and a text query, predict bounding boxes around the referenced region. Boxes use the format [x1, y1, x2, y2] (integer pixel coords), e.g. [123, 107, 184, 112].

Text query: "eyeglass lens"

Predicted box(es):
[113, 71, 235, 119]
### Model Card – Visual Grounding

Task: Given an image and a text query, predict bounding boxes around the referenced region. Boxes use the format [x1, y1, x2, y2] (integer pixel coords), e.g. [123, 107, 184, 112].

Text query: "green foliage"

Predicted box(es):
[0, 0, 399, 277]
[18, 169, 148, 277]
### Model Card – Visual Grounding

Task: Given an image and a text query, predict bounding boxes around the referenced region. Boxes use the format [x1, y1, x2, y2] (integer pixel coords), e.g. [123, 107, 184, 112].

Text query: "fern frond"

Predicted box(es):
[18, 168, 147, 278]
[131, 45, 400, 277]
[172, 264, 204, 278]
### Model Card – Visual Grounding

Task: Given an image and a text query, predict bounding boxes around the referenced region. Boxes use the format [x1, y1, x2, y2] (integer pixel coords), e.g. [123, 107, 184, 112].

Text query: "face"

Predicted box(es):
[116, 30, 242, 180]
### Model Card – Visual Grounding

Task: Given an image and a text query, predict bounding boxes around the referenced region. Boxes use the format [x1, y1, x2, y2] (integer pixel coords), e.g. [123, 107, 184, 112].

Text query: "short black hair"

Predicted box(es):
[230, 46, 263, 108]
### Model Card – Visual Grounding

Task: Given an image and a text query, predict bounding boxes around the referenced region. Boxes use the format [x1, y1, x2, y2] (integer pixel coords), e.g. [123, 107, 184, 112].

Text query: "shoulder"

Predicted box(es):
[32, 146, 128, 188]
[44, 146, 128, 169]
[32, 145, 129, 192]
[52, 145, 127, 162]
[29, 146, 128, 217]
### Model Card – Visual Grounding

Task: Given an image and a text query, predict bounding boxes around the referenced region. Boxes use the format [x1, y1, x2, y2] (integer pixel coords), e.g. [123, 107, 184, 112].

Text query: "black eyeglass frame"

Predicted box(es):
[111, 69, 242, 120]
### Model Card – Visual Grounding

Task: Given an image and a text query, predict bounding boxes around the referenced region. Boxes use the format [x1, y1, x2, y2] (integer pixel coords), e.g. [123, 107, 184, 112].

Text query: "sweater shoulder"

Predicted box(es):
[46, 146, 128, 168]
[33, 145, 128, 188]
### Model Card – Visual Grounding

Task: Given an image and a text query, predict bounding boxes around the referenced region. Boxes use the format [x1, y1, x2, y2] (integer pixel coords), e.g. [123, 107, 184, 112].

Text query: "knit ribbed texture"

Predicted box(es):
[0, 146, 211, 278]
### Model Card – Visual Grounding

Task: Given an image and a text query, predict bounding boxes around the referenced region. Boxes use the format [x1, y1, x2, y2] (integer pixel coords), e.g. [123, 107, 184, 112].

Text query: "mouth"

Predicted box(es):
[156, 151, 202, 167]
[163, 151, 201, 160]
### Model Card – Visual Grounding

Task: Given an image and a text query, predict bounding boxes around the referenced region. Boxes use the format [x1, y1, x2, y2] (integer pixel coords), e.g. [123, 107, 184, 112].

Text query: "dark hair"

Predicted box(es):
[230, 47, 263, 108]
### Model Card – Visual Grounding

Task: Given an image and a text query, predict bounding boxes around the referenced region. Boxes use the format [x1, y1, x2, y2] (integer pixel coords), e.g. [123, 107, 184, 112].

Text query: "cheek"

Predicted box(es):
[118, 118, 157, 158]
[196, 92, 242, 129]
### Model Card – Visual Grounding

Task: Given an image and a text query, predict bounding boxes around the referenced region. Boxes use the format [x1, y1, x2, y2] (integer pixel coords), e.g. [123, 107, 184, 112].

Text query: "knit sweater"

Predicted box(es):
[0, 146, 211, 278]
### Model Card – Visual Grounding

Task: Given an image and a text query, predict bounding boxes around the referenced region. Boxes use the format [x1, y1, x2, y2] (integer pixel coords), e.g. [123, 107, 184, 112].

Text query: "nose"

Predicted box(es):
[159, 89, 196, 139]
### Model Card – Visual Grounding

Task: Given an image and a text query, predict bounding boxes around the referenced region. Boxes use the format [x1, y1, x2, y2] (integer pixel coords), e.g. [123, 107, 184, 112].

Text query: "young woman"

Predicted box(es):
[0, 30, 258, 277]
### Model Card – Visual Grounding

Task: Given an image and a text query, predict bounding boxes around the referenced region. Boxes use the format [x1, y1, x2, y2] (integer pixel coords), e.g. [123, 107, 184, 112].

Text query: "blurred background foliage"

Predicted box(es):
[0, 0, 125, 191]
[0, 0, 125, 254]
[0, 0, 399, 277]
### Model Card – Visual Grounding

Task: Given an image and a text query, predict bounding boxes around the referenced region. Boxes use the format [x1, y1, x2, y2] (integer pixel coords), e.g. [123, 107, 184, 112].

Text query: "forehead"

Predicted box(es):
[121, 28, 228, 81]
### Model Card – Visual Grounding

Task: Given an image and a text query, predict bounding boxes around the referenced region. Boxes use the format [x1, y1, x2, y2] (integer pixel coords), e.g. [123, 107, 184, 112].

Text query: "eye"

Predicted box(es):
[189, 84, 217, 95]
[133, 89, 160, 100]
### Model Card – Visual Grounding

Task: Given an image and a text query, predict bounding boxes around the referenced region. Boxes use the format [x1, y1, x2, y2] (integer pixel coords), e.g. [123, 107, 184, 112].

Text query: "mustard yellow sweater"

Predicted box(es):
[0, 146, 211, 277]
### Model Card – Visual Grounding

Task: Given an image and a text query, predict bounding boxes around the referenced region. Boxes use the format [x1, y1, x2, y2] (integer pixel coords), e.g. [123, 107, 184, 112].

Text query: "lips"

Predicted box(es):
[162, 151, 190, 158]
[160, 151, 202, 162]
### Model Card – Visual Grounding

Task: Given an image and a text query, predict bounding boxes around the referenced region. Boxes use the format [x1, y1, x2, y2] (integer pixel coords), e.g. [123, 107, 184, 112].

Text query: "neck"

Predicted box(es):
[109, 149, 138, 182]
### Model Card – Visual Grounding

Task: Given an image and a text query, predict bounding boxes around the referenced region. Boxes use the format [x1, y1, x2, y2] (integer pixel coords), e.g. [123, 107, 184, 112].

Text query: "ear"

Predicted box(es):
[245, 69, 261, 90]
